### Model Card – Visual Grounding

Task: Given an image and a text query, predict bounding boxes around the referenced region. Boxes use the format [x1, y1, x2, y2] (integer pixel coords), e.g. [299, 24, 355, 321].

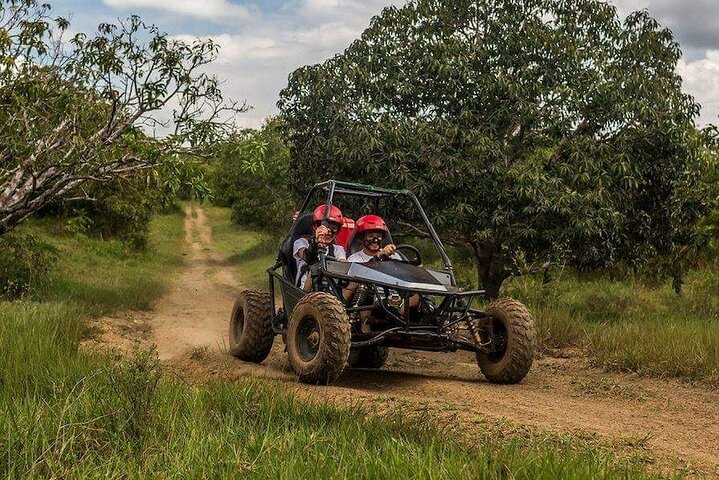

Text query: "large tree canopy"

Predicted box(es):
[278, 0, 710, 298]
[0, 0, 244, 233]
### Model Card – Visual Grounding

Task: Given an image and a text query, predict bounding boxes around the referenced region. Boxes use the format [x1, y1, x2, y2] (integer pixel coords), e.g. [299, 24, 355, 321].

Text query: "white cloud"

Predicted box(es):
[105, 0, 719, 129]
[163, 1, 406, 128]
[677, 50, 719, 125]
[102, 0, 253, 22]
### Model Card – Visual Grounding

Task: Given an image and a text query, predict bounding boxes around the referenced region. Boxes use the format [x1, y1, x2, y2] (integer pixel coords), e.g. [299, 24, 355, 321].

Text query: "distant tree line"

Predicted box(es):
[209, 118, 294, 232]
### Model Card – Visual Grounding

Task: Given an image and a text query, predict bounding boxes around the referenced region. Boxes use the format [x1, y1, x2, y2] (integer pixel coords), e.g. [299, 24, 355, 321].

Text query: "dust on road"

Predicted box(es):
[90, 205, 719, 476]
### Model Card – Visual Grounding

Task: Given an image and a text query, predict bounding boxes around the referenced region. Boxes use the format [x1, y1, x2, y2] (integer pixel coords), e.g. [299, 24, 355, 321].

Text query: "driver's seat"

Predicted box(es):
[278, 213, 313, 283]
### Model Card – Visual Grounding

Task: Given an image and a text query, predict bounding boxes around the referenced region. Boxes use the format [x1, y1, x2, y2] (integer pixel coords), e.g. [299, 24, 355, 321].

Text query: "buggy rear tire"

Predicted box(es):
[229, 290, 274, 363]
[476, 298, 536, 384]
[348, 346, 389, 369]
[287, 292, 351, 385]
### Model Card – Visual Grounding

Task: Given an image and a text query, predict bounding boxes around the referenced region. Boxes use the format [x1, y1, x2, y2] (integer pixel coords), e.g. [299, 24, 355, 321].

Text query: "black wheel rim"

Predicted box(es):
[487, 318, 508, 363]
[296, 315, 321, 362]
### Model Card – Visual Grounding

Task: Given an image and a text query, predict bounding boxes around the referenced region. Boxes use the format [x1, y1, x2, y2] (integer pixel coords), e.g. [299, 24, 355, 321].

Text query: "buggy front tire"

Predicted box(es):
[287, 292, 351, 385]
[476, 298, 536, 384]
[229, 290, 274, 362]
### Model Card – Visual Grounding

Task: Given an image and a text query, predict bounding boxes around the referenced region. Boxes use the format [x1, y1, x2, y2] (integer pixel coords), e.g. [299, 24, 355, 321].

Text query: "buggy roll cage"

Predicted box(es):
[295, 180, 457, 285]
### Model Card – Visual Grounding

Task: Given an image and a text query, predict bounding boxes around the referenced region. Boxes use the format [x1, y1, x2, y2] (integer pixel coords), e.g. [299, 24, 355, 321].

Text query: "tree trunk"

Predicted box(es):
[469, 239, 510, 300]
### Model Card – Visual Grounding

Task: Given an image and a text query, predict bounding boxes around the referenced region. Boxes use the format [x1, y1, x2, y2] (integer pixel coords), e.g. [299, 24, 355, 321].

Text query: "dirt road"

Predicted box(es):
[93, 205, 719, 476]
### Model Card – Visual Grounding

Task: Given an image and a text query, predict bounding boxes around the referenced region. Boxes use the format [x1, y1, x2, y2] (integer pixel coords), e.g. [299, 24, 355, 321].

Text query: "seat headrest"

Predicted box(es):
[292, 213, 313, 241]
[279, 213, 314, 282]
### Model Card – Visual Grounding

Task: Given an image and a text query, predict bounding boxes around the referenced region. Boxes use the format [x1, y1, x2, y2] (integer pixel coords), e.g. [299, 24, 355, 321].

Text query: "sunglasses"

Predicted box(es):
[364, 232, 383, 239]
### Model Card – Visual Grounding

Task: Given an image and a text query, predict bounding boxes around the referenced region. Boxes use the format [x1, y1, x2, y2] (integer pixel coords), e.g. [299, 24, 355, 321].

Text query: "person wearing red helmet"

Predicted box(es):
[343, 214, 420, 326]
[346, 214, 400, 262]
[293, 204, 347, 290]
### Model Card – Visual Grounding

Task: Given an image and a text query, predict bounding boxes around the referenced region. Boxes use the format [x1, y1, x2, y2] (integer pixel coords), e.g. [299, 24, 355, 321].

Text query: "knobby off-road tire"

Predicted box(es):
[229, 290, 274, 363]
[287, 292, 351, 385]
[477, 298, 536, 384]
[348, 346, 389, 369]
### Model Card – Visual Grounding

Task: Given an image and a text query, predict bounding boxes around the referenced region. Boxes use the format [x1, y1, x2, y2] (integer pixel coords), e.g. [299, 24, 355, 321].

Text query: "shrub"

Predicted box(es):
[67, 175, 159, 249]
[0, 231, 57, 299]
[210, 119, 295, 231]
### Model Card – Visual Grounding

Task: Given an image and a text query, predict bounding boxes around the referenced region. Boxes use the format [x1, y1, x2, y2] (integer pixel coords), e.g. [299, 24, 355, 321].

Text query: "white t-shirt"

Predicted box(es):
[293, 237, 346, 287]
[347, 250, 402, 262]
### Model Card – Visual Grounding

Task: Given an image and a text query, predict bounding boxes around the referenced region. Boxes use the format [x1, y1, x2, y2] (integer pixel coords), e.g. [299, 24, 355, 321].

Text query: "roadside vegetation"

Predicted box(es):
[504, 270, 719, 384]
[0, 212, 678, 479]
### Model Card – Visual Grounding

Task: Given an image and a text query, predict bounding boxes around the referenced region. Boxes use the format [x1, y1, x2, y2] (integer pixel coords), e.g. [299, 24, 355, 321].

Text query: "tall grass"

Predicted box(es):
[2, 360, 673, 479]
[503, 269, 719, 385]
[204, 205, 278, 290]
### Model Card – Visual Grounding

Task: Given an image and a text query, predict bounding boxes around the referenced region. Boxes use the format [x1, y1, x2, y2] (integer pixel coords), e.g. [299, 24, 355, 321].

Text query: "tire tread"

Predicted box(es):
[477, 297, 536, 384]
[229, 290, 274, 363]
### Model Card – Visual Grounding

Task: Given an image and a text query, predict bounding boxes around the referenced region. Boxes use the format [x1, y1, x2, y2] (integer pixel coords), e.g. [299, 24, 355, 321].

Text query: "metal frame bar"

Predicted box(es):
[294, 180, 456, 285]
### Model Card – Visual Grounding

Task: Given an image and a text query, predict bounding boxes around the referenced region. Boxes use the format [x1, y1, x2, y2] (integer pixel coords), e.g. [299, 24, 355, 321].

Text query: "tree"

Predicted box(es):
[278, 0, 710, 298]
[0, 0, 244, 233]
[210, 118, 294, 230]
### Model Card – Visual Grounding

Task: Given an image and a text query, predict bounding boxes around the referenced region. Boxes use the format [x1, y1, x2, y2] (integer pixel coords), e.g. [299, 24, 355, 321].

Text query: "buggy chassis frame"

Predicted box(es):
[267, 180, 493, 354]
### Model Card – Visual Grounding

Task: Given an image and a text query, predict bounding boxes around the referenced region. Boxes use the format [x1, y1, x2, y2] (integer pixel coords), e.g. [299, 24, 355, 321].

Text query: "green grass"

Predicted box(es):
[3, 362, 675, 479]
[0, 213, 185, 402]
[501, 267, 719, 385]
[0, 206, 682, 478]
[204, 205, 278, 290]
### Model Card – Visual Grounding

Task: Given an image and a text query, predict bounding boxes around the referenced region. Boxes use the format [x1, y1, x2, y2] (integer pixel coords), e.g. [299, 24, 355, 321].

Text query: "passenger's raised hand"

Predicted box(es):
[314, 225, 333, 247]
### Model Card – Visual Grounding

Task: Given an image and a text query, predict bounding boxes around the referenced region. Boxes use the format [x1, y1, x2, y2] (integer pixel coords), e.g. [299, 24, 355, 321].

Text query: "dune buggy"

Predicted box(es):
[229, 180, 536, 385]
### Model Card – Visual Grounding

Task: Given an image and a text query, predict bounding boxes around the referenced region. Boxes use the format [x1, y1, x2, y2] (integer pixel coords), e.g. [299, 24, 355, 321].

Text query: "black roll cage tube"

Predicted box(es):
[289, 179, 457, 285]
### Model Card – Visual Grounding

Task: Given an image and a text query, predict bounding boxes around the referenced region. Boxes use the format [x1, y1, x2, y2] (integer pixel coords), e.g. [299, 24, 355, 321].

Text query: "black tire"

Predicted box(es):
[476, 298, 536, 384]
[287, 292, 351, 385]
[348, 346, 389, 369]
[229, 290, 274, 363]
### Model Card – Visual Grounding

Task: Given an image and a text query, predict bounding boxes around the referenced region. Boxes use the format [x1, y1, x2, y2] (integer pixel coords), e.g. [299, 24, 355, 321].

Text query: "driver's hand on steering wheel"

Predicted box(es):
[377, 244, 397, 259]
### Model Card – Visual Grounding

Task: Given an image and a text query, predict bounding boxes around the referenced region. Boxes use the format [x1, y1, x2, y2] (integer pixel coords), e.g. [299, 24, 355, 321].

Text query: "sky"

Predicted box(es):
[50, 0, 719, 129]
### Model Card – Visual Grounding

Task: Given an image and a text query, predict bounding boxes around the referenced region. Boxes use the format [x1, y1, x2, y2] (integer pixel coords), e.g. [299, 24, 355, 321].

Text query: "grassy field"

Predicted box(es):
[503, 270, 719, 385]
[205, 205, 278, 290]
[0, 207, 682, 478]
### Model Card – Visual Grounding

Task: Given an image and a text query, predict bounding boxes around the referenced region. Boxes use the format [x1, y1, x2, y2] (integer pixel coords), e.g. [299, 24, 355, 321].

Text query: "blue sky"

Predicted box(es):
[49, 0, 719, 128]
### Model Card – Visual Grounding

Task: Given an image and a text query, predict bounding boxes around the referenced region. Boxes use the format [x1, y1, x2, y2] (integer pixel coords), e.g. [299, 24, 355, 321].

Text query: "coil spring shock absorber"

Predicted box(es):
[466, 317, 490, 347]
[348, 284, 370, 325]
[352, 283, 369, 308]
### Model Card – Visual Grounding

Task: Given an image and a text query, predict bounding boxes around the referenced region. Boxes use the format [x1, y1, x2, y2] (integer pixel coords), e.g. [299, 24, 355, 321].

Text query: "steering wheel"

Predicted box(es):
[394, 244, 422, 266]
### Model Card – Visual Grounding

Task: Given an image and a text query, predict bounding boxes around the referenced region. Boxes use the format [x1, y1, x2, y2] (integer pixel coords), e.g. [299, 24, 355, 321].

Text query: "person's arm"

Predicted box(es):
[293, 237, 310, 262]
[375, 244, 397, 260]
[295, 225, 333, 263]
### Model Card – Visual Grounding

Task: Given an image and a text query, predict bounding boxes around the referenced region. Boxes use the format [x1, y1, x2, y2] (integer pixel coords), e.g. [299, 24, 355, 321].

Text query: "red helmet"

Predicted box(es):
[355, 214, 388, 236]
[312, 204, 344, 226]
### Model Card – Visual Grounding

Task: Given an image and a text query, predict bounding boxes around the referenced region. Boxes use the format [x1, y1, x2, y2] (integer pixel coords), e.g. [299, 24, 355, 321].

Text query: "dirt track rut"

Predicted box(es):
[93, 205, 719, 477]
